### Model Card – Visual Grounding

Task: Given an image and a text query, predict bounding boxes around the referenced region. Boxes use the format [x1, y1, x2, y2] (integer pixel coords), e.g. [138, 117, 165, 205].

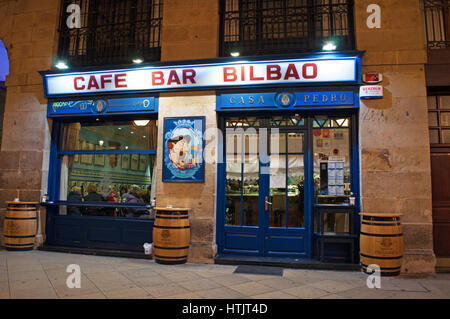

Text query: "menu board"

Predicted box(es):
[327, 157, 345, 195]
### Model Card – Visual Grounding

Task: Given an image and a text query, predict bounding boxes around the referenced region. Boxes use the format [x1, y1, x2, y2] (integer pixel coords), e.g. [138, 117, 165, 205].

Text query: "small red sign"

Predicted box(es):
[363, 72, 382, 84]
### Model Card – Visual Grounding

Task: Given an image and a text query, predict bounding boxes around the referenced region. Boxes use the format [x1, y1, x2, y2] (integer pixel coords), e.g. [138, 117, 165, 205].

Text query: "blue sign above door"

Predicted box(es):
[216, 91, 358, 111]
[47, 96, 158, 117]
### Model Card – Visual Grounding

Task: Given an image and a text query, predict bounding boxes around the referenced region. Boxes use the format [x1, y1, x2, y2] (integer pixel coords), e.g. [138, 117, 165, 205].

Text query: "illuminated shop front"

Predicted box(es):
[41, 51, 363, 263]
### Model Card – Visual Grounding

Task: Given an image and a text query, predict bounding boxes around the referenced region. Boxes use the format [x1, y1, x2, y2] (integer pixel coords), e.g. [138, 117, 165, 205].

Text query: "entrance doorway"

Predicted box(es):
[427, 94, 450, 260]
[217, 114, 356, 259]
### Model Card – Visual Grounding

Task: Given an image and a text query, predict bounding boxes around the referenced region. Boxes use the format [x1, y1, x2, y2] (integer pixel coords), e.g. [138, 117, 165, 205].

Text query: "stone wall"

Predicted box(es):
[156, 0, 220, 263]
[0, 0, 59, 246]
[355, 0, 436, 273]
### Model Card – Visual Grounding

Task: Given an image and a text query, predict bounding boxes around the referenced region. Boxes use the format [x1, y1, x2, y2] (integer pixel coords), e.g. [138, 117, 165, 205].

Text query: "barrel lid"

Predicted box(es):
[154, 207, 189, 211]
[5, 201, 39, 205]
[359, 212, 403, 217]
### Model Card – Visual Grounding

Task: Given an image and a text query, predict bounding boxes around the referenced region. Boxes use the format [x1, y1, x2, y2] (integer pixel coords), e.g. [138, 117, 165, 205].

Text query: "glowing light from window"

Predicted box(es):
[133, 120, 150, 126]
[322, 42, 337, 51]
[55, 61, 69, 69]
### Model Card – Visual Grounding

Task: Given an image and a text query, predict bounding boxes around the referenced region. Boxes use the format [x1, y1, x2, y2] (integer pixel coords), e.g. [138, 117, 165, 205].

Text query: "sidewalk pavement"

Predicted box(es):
[0, 249, 449, 299]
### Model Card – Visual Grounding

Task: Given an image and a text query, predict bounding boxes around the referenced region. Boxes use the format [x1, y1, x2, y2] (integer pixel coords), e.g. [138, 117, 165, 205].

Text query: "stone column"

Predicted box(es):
[157, 0, 219, 263]
[355, 0, 436, 273]
[0, 0, 60, 247]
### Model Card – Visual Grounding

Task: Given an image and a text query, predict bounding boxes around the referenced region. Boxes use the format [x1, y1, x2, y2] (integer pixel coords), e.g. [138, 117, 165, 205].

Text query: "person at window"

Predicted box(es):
[314, 177, 320, 199]
[84, 183, 104, 216]
[125, 185, 147, 218]
[67, 186, 82, 216]
[119, 186, 129, 203]
[142, 185, 152, 203]
[105, 186, 118, 217]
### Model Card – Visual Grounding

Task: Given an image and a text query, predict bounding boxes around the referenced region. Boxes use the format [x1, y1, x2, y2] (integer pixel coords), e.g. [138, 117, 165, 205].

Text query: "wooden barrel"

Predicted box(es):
[152, 207, 190, 264]
[3, 202, 38, 251]
[360, 213, 403, 276]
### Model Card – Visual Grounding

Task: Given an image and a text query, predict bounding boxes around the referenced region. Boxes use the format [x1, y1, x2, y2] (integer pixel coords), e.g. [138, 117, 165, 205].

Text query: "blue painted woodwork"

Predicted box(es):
[48, 96, 158, 117]
[45, 214, 154, 251]
[215, 103, 360, 262]
[216, 91, 357, 111]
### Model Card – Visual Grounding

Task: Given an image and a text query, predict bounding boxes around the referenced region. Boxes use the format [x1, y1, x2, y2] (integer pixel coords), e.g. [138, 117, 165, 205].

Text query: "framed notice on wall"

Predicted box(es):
[130, 154, 139, 171]
[121, 154, 130, 170]
[80, 140, 92, 165]
[139, 155, 148, 172]
[94, 145, 105, 166]
[163, 116, 205, 182]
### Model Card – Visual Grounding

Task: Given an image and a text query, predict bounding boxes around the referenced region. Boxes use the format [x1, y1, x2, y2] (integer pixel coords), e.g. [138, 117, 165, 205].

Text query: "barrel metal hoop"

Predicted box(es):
[360, 253, 403, 260]
[362, 216, 400, 222]
[153, 225, 190, 229]
[361, 263, 401, 271]
[156, 211, 188, 216]
[3, 235, 36, 238]
[361, 221, 401, 227]
[5, 243, 34, 247]
[154, 245, 189, 250]
[5, 217, 37, 220]
[156, 216, 189, 220]
[154, 254, 188, 259]
[360, 232, 403, 237]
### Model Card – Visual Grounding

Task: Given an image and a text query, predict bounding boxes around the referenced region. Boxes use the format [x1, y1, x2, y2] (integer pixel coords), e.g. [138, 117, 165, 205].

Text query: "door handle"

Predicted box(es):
[265, 196, 272, 211]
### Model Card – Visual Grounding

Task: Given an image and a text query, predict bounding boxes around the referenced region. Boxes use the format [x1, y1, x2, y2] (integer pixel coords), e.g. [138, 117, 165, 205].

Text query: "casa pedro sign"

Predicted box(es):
[42, 55, 359, 97]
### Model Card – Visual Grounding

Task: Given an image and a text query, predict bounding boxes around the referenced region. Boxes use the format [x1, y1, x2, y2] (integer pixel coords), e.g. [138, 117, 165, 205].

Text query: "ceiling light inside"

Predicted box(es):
[133, 120, 150, 126]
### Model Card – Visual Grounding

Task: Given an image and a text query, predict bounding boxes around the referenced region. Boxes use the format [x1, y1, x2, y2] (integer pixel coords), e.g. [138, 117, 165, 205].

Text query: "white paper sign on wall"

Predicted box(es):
[360, 85, 383, 99]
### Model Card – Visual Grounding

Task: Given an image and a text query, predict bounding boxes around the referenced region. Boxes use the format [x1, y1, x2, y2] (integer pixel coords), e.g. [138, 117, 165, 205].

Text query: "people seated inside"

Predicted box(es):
[125, 185, 148, 218]
[119, 186, 129, 203]
[105, 186, 118, 217]
[83, 183, 105, 216]
[67, 186, 82, 216]
[142, 185, 152, 203]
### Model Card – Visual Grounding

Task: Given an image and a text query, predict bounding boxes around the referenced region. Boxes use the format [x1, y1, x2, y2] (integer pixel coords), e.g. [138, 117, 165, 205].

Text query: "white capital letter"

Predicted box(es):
[366, 264, 381, 289]
[66, 264, 81, 288]
[66, 4, 81, 29]
[204, 128, 223, 165]
[367, 4, 381, 29]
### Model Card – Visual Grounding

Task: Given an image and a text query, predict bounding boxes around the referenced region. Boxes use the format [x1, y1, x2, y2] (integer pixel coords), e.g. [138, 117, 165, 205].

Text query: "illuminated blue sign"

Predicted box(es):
[48, 97, 158, 117]
[216, 91, 357, 111]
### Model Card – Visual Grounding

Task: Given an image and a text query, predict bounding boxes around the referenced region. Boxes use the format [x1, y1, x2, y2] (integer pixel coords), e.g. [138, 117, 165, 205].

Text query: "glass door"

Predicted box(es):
[261, 130, 307, 257]
[219, 114, 357, 260]
[222, 116, 308, 257]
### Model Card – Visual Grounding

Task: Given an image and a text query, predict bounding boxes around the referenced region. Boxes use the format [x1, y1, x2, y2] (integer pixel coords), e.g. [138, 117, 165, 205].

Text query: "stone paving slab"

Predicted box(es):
[0, 249, 448, 299]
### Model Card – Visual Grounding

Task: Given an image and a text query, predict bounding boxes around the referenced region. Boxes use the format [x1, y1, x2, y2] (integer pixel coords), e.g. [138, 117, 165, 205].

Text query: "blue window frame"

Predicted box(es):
[45, 105, 159, 252]
[215, 107, 360, 261]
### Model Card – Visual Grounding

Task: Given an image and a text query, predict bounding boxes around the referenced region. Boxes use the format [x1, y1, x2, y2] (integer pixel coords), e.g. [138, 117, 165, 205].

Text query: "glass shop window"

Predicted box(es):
[57, 120, 157, 219]
[313, 117, 351, 205]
